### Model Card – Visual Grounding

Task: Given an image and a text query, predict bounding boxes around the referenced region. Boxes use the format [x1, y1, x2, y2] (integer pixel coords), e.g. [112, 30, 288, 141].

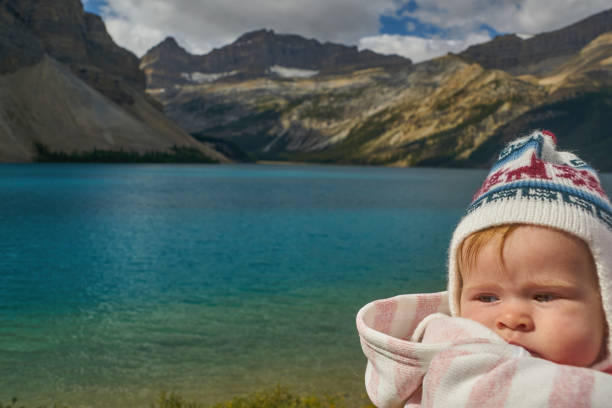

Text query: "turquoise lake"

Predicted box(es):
[2, 164, 610, 407]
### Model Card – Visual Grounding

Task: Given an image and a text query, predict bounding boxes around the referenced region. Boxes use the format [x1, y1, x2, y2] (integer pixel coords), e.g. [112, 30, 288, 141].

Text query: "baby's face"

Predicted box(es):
[459, 225, 606, 367]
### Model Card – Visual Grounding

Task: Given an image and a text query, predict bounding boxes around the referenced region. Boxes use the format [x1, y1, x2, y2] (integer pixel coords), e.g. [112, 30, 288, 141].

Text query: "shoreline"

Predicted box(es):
[4, 382, 372, 408]
[255, 160, 317, 166]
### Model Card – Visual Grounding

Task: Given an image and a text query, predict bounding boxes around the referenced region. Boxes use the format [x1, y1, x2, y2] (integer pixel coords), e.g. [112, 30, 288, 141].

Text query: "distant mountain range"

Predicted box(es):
[140, 29, 410, 90]
[142, 8, 612, 169]
[0, 0, 227, 162]
[1, 1, 611, 168]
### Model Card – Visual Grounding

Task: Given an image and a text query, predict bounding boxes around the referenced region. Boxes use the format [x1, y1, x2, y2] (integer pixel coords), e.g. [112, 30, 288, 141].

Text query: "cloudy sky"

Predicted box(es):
[82, 0, 611, 63]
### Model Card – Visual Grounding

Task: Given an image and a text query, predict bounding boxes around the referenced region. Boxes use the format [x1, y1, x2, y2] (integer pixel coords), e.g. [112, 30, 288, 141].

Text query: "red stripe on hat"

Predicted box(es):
[542, 130, 557, 144]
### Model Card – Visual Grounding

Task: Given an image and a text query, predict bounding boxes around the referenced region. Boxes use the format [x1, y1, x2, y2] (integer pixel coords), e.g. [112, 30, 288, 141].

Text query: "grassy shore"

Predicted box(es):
[2, 385, 375, 408]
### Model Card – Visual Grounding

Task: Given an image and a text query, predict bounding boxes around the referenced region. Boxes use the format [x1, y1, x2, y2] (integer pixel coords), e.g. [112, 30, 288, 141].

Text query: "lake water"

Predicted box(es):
[1, 164, 609, 407]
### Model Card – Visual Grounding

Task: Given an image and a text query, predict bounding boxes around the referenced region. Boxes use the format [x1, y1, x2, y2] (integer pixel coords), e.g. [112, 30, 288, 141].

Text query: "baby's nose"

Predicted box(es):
[495, 305, 534, 332]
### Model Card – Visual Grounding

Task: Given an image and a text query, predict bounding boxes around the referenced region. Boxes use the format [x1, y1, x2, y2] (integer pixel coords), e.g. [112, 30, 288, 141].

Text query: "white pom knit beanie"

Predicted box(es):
[447, 130, 612, 357]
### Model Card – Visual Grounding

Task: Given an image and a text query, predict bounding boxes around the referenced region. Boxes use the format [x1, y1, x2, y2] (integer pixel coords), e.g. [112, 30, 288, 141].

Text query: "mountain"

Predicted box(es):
[140, 29, 411, 89]
[459, 8, 612, 76]
[466, 31, 612, 168]
[157, 53, 547, 165]
[0, 0, 227, 162]
[0, 55, 226, 162]
[143, 9, 612, 170]
[1, 0, 144, 102]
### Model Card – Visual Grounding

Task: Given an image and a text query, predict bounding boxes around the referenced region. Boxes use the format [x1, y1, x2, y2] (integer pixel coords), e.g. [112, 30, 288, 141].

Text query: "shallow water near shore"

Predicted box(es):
[1, 163, 610, 407]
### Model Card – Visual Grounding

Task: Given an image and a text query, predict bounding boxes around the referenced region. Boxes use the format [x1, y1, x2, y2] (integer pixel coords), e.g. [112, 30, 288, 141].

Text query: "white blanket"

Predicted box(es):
[356, 292, 612, 408]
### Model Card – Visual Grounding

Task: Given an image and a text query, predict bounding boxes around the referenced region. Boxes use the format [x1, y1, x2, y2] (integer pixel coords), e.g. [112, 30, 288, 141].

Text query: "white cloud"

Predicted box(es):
[100, 0, 396, 57]
[104, 17, 167, 56]
[403, 0, 612, 36]
[359, 32, 491, 63]
[96, 0, 611, 62]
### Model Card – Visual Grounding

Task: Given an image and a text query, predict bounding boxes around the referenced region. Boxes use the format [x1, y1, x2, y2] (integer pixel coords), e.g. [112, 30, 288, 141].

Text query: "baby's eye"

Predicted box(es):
[534, 294, 557, 302]
[476, 294, 499, 303]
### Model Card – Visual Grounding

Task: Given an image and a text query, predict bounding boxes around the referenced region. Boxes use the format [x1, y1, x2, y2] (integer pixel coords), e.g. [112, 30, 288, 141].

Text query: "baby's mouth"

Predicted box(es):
[507, 341, 540, 357]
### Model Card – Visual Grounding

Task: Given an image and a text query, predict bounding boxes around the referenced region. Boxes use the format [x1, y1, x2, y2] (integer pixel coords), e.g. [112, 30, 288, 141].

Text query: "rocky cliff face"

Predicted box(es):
[141, 29, 411, 89]
[0, 0, 228, 162]
[0, 56, 227, 162]
[1, 0, 144, 104]
[0, 0, 45, 73]
[459, 8, 612, 76]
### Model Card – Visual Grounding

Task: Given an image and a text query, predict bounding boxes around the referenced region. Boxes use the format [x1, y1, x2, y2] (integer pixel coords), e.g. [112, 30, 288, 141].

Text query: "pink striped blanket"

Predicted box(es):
[356, 292, 612, 408]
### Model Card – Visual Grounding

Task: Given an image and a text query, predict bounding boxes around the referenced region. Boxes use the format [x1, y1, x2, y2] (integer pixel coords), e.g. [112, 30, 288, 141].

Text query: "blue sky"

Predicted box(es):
[82, 0, 495, 41]
[83, 0, 105, 15]
[81, 0, 611, 62]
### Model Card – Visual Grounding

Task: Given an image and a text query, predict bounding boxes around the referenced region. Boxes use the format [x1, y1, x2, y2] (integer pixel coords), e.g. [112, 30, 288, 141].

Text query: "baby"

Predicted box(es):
[357, 130, 612, 407]
[457, 224, 606, 368]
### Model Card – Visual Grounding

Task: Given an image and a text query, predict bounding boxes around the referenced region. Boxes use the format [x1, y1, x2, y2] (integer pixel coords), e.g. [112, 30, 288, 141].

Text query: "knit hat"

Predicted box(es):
[447, 130, 612, 358]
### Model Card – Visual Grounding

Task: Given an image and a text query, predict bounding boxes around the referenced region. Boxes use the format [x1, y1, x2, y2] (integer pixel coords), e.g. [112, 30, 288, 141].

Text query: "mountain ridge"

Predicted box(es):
[459, 7, 612, 75]
[141, 29, 411, 89]
[3, 1, 610, 166]
[145, 9, 612, 170]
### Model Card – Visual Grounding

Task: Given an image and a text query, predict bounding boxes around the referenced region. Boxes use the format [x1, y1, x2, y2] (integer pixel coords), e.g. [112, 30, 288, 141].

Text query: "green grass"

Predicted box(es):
[155, 385, 372, 408]
[0, 398, 68, 408]
[2, 385, 375, 408]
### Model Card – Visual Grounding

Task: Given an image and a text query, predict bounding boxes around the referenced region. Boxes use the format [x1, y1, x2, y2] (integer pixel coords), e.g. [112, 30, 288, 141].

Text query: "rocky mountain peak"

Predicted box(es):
[487, 33, 522, 46]
[459, 7, 612, 75]
[141, 36, 191, 65]
[156, 36, 185, 51]
[140, 36, 196, 88]
[234, 28, 275, 44]
[141, 28, 411, 88]
[0, 0, 145, 95]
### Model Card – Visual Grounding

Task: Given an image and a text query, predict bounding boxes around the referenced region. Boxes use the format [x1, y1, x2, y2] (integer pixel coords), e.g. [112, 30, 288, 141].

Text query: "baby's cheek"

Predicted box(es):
[459, 304, 494, 329]
[540, 316, 604, 366]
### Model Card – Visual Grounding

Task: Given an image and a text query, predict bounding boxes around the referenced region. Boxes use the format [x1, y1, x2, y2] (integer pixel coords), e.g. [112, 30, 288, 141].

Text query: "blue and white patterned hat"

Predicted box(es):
[447, 130, 612, 358]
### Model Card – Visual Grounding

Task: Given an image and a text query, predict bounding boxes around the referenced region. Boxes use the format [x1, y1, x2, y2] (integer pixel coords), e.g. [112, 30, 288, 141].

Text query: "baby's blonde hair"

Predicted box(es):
[456, 224, 519, 302]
